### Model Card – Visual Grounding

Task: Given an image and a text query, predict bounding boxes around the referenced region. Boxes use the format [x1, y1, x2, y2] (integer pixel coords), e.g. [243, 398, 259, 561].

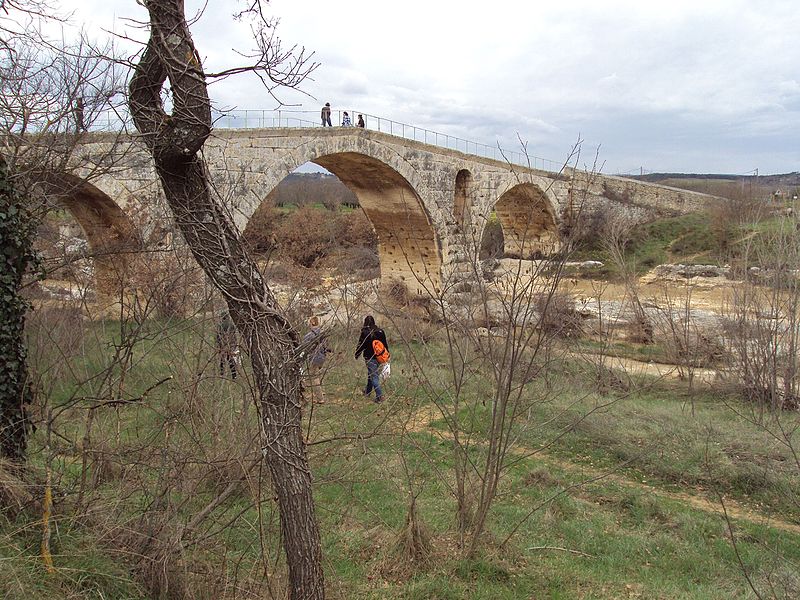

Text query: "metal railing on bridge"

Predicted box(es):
[84, 107, 563, 172]
[210, 109, 562, 172]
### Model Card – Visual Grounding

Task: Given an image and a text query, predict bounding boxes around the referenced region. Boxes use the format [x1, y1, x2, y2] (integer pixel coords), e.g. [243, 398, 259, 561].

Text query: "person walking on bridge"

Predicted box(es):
[341, 111, 352, 127]
[354, 315, 388, 403]
[321, 102, 332, 127]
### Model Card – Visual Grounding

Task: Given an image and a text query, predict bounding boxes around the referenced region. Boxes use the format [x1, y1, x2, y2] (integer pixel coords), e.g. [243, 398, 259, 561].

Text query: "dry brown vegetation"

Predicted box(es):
[242, 178, 378, 272]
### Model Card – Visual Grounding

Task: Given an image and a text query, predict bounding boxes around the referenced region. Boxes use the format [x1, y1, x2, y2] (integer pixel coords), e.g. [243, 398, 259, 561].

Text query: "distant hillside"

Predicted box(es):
[627, 172, 800, 201]
[633, 172, 800, 185]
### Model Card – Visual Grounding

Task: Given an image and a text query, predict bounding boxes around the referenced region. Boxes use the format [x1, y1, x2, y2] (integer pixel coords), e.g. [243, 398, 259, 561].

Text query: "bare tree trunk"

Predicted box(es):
[128, 2, 324, 597]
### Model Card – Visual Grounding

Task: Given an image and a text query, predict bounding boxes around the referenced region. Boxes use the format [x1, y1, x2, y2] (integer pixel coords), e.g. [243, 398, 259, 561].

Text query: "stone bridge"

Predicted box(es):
[58, 127, 717, 295]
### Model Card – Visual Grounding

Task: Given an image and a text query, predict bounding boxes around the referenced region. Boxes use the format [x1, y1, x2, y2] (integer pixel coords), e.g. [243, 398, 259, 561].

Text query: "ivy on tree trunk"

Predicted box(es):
[0, 156, 36, 464]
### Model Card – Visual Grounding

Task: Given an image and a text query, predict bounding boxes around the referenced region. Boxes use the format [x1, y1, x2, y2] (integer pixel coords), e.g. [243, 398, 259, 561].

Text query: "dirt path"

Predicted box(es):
[540, 453, 800, 535]
[402, 403, 800, 536]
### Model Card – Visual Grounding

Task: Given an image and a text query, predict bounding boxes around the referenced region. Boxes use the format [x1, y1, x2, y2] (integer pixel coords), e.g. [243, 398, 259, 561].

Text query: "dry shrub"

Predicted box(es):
[662, 329, 725, 370]
[375, 500, 433, 581]
[392, 315, 439, 344]
[722, 275, 800, 410]
[336, 246, 379, 278]
[591, 362, 631, 395]
[338, 209, 377, 248]
[523, 467, 559, 488]
[384, 278, 413, 306]
[250, 203, 377, 272]
[393, 499, 432, 566]
[87, 442, 126, 487]
[116, 516, 190, 600]
[134, 250, 207, 319]
[275, 206, 336, 267]
[535, 291, 584, 338]
[708, 196, 765, 256]
[242, 198, 279, 254]
[0, 458, 32, 514]
[563, 206, 609, 253]
[625, 314, 655, 345]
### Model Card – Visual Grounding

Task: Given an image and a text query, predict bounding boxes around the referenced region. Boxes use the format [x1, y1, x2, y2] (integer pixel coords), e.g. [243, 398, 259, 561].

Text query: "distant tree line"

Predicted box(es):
[271, 173, 359, 210]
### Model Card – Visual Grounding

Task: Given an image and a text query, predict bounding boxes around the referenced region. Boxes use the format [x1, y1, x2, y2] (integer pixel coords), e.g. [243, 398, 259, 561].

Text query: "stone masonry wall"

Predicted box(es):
[68, 129, 722, 295]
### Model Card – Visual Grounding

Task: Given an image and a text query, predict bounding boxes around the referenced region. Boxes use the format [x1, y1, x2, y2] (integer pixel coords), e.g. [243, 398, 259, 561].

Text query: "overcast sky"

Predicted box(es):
[53, 0, 800, 175]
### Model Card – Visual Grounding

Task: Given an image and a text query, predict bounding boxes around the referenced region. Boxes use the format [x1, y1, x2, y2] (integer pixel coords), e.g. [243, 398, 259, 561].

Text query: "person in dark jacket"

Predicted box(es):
[321, 102, 332, 127]
[354, 315, 388, 403]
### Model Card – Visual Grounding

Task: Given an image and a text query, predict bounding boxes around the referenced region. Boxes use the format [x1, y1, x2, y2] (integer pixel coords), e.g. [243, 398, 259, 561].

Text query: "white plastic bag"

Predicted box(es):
[379, 362, 391, 381]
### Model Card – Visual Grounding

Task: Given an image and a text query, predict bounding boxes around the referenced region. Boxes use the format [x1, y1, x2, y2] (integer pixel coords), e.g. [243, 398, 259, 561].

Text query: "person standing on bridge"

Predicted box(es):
[341, 111, 352, 127]
[354, 315, 388, 403]
[321, 102, 332, 127]
[357, 114, 365, 128]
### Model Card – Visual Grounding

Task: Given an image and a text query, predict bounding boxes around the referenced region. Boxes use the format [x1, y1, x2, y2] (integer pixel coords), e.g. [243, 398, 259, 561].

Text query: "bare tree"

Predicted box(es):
[127, 1, 324, 597]
[724, 211, 800, 411]
[375, 145, 607, 557]
[0, 2, 125, 464]
[602, 213, 654, 344]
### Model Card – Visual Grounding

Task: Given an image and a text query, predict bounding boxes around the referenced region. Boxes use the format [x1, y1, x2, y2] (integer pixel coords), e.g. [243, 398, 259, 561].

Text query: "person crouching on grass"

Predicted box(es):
[354, 315, 388, 403]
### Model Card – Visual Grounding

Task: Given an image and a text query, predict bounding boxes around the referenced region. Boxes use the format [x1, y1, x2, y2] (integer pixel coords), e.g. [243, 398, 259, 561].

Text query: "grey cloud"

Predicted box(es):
[55, 0, 800, 173]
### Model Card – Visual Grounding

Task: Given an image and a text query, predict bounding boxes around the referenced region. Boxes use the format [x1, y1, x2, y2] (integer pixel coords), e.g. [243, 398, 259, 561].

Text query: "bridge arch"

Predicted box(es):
[486, 182, 560, 259]
[44, 174, 140, 295]
[243, 139, 443, 294]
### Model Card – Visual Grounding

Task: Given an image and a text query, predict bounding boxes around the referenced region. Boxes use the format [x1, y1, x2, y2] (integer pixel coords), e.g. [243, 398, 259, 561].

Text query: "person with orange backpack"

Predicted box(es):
[354, 315, 389, 403]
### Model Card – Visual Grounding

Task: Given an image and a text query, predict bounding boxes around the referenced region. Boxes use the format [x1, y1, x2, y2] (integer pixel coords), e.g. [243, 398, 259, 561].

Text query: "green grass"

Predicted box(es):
[0, 517, 146, 599]
[571, 212, 719, 278]
[572, 338, 676, 364]
[571, 211, 798, 278]
[4, 317, 800, 598]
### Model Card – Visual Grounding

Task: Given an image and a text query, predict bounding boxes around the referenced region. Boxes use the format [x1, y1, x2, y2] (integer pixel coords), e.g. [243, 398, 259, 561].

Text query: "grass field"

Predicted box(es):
[571, 210, 795, 280]
[2, 313, 799, 599]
